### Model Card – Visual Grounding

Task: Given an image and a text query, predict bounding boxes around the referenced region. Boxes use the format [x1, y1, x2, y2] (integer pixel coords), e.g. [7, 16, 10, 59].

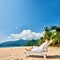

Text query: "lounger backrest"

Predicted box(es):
[43, 41, 52, 51]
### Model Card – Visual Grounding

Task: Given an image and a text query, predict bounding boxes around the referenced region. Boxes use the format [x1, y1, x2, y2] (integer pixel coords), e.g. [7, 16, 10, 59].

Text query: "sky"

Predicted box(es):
[0, 0, 60, 42]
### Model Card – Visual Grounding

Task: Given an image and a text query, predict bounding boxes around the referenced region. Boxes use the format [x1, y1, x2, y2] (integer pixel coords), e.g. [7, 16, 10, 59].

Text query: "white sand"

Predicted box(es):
[0, 46, 60, 60]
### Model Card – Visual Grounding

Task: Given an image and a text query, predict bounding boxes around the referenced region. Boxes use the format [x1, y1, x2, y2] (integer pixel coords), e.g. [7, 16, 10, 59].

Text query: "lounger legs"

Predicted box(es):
[24, 52, 47, 59]
[24, 52, 30, 57]
[44, 54, 47, 60]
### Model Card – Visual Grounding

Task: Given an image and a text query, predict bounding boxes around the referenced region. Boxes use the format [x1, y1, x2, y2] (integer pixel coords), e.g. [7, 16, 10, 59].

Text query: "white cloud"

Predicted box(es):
[10, 29, 45, 40]
[0, 30, 45, 43]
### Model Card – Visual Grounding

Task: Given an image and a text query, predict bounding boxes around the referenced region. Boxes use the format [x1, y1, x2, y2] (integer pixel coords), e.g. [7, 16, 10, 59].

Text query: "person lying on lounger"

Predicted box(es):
[25, 39, 52, 52]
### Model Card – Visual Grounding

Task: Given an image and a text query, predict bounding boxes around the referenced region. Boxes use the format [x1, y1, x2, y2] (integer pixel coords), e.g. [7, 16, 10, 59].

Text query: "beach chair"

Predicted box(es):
[24, 41, 52, 59]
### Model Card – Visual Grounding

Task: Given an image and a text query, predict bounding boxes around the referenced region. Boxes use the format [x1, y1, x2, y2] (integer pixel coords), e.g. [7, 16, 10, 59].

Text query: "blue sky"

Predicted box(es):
[0, 0, 60, 42]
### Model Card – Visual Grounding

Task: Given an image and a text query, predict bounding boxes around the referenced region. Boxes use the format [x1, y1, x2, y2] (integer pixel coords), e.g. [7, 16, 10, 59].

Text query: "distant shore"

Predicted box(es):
[0, 44, 60, 48]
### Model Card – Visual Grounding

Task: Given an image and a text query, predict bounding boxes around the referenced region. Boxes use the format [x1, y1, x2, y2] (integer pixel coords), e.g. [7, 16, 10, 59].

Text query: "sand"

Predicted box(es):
[0, 46, 60, 60]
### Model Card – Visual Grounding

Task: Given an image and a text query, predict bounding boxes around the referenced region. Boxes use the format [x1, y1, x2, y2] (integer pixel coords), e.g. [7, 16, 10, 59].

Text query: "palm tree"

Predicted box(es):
[44, 26, 50, 32]
[50, 26, 60, 45]
[50, 26, 57, 30]
[37, 26, 60, 46]
[44, 26, 52, 40]
[38, 37, 44, 46]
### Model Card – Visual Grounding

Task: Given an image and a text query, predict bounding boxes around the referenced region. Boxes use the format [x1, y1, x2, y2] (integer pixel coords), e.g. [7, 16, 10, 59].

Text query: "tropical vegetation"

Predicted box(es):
[27, 26, 60, 46]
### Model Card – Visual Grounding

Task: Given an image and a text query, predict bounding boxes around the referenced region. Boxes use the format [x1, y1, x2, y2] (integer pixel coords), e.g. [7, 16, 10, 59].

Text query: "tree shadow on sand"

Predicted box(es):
[29, 55, 60, 59]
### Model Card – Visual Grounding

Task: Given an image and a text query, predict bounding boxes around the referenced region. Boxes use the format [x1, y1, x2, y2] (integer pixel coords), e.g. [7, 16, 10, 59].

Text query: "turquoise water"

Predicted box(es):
[0, 45, 28, 48]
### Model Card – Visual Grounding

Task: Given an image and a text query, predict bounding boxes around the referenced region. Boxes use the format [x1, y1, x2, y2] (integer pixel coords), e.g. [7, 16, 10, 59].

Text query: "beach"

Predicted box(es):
[0, 47, 60, 60]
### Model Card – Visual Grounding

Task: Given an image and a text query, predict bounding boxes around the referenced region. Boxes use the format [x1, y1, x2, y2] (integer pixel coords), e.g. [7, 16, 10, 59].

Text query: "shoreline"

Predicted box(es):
[0, 45, 59, 48]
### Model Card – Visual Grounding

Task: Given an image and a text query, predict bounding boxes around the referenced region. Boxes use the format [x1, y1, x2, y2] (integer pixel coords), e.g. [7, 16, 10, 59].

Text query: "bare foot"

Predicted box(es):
[25, 48, 31, 51]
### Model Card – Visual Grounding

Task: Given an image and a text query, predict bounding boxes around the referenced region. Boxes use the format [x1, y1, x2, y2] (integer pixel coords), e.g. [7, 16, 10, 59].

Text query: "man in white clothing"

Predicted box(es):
[25, 39, 50, 52]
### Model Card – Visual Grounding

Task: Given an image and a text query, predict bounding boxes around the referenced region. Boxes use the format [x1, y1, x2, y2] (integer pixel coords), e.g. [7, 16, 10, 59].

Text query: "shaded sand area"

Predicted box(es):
[0, 47, 60, 60]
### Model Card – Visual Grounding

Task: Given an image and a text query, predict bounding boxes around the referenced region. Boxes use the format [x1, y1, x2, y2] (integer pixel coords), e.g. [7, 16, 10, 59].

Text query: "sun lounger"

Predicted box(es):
[24, 40, 52, 59]
[24, 47, 48, 59]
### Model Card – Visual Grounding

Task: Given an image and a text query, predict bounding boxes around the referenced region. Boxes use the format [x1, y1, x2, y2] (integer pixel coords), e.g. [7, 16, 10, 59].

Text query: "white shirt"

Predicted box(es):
[31, 41, 49, 52]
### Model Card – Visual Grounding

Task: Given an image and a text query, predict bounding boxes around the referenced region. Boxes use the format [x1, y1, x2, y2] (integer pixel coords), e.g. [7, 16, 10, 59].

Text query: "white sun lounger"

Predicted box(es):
[24, 41, 52, 59]
[24, 47, 48, 59]
[25, 49, 47, 59]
